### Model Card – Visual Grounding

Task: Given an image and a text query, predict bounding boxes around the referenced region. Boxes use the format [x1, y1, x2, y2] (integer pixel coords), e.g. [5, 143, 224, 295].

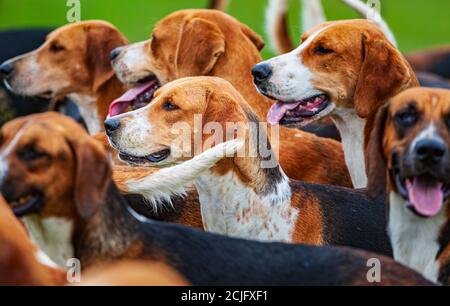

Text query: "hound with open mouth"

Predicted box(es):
[368, 87, 450, 284]
[252, 19, 418, 188]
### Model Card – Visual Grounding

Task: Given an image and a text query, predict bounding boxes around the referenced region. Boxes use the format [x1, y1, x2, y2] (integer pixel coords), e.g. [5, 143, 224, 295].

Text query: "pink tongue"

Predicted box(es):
[267, 102, 301, 125]
[406, 178, 443, 217]
[108, 82, 154, 117]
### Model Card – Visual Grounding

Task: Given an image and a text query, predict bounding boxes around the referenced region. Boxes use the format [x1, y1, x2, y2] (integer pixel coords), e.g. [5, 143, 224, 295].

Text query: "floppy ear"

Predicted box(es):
[85, 24, 128, 93]
[69, 137, 112, 220]
[366, 103, 389, 198]
[354, 34, 417, 119]
[240, 23, 265, 51]
[175, 18, 225, 78]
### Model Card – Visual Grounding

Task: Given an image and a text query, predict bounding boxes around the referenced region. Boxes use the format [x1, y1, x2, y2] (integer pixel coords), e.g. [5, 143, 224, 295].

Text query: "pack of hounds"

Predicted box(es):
[0, 0, 449, 286]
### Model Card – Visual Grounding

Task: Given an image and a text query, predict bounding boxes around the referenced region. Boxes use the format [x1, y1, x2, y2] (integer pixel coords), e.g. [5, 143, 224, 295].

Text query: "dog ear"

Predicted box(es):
[240, 23, 265, 51]
[354, 34, 416, 119]
[175, 18, 225, 78]
[85, 23, 128, 93]
[69, 137, 112, 220]
[366, 103, 389, 198]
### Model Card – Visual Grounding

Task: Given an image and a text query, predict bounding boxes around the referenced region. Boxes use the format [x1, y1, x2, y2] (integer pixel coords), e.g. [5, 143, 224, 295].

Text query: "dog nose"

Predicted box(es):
[252, 64, 272, 85]
[104, 118, 121, 135]
[414, 139, 447, 163]
[110, 48, 122, 61]
[0, 62, 14, 78]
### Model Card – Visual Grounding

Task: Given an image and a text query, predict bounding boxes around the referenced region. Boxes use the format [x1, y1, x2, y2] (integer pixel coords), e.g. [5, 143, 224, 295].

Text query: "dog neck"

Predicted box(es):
[194, 117, 298, 241]
[67, 93, 101, 135]
[67, 77, 125, 135]
[331, 107, 367, 188]
[22, 214, 75, 268]
[73, 183, 140, 267]
[388, 191, 449, 284]
[22, 183, 141, 269]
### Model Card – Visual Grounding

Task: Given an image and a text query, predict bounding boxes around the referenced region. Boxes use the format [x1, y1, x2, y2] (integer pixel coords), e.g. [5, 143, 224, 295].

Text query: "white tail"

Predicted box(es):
[302, 0, 327, 33]
[125, 139, 245, 210]
[340, 0, 397, 47]
[266, 0, 293, 53]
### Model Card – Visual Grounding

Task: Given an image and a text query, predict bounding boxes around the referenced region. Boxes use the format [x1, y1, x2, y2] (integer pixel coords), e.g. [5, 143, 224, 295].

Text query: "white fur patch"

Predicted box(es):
[113, 41, 153, 84]
[0, 123, 29, 186]
[332, 107, 367, 188]
[388, 192, 446, 284]
[301, 0, 327, 33]
[67, 94, 101, 135]
[111, 108, 156, 157]
[410, 124, 443, 153]
[194, 168, 298, 242]
[22, 215, 75, 268]
[35, 249, 60, 269]
[265, 0, 288, 53]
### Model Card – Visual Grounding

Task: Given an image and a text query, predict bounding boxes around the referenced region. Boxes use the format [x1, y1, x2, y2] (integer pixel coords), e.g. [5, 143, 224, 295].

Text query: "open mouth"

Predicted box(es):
[8, 192, 44, 217]
[267, 94, 331, 126]
[393, 169, 450, 218]
[108, 75, 160, 117]
[119, 149, 171, 166]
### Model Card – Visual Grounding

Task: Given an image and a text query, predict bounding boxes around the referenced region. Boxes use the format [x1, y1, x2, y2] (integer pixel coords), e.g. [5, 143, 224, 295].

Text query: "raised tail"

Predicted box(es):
[266, 0, 328, 54]
[265, 0, 294, 54]
[209, 0, 229, 11]
[340, 0, 397, 47]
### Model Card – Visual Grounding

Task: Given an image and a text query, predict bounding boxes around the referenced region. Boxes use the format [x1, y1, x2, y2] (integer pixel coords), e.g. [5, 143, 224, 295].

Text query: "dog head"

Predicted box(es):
[108, 9, 264, 117]
[252, 20, 417, 127]
[105, 77, 248, 167]
[0, 112, 111, 221]
[0, 21, 127, 100]
[368, 88, 450, 218]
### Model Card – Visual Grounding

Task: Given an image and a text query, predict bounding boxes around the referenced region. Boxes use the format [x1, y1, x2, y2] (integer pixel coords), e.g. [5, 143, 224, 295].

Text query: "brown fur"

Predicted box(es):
[0, 195, 66, 286]
[368, 88, 450, 284]
[4, 21, 127, 132]
[113, 10, 351, 187]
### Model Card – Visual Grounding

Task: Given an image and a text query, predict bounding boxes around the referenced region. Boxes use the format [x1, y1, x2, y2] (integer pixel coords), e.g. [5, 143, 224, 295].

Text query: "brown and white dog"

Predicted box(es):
[0, 21, 127, 134]
[368, 87, 450, 285]
[0, 112, 236, 267]
[109, 9, 352, 187]
[253, 19, 418, 188]
[0, 195, 65, 286]
[0, 113, 426, 286]
[105, 77, 392, 255]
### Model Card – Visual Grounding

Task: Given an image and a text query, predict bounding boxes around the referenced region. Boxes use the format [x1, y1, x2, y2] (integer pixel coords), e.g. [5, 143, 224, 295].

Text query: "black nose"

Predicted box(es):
[414, 139, 447, 164]
[110, 48, 122, 61]
[0, 62, 14, 78]
[104, 118, 120, 135]
[252, 63, 272, 85]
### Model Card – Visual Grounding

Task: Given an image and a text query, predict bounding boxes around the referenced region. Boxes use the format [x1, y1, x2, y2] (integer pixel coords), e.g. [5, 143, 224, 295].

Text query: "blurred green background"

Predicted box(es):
[0, 0, 449, 58]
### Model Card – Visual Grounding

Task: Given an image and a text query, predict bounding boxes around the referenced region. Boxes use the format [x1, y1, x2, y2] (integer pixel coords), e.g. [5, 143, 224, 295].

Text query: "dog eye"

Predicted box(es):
[19, 146, 49, 162]
[162, 101, 179, 111]
[50, 42, 65, 53]
[395, 109, 418, 127]
[314, 45, 334, 55]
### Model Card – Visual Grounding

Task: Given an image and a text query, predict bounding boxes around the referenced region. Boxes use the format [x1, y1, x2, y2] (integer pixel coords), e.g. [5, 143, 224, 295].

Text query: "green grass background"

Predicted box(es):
[0, 0, 449, 59]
